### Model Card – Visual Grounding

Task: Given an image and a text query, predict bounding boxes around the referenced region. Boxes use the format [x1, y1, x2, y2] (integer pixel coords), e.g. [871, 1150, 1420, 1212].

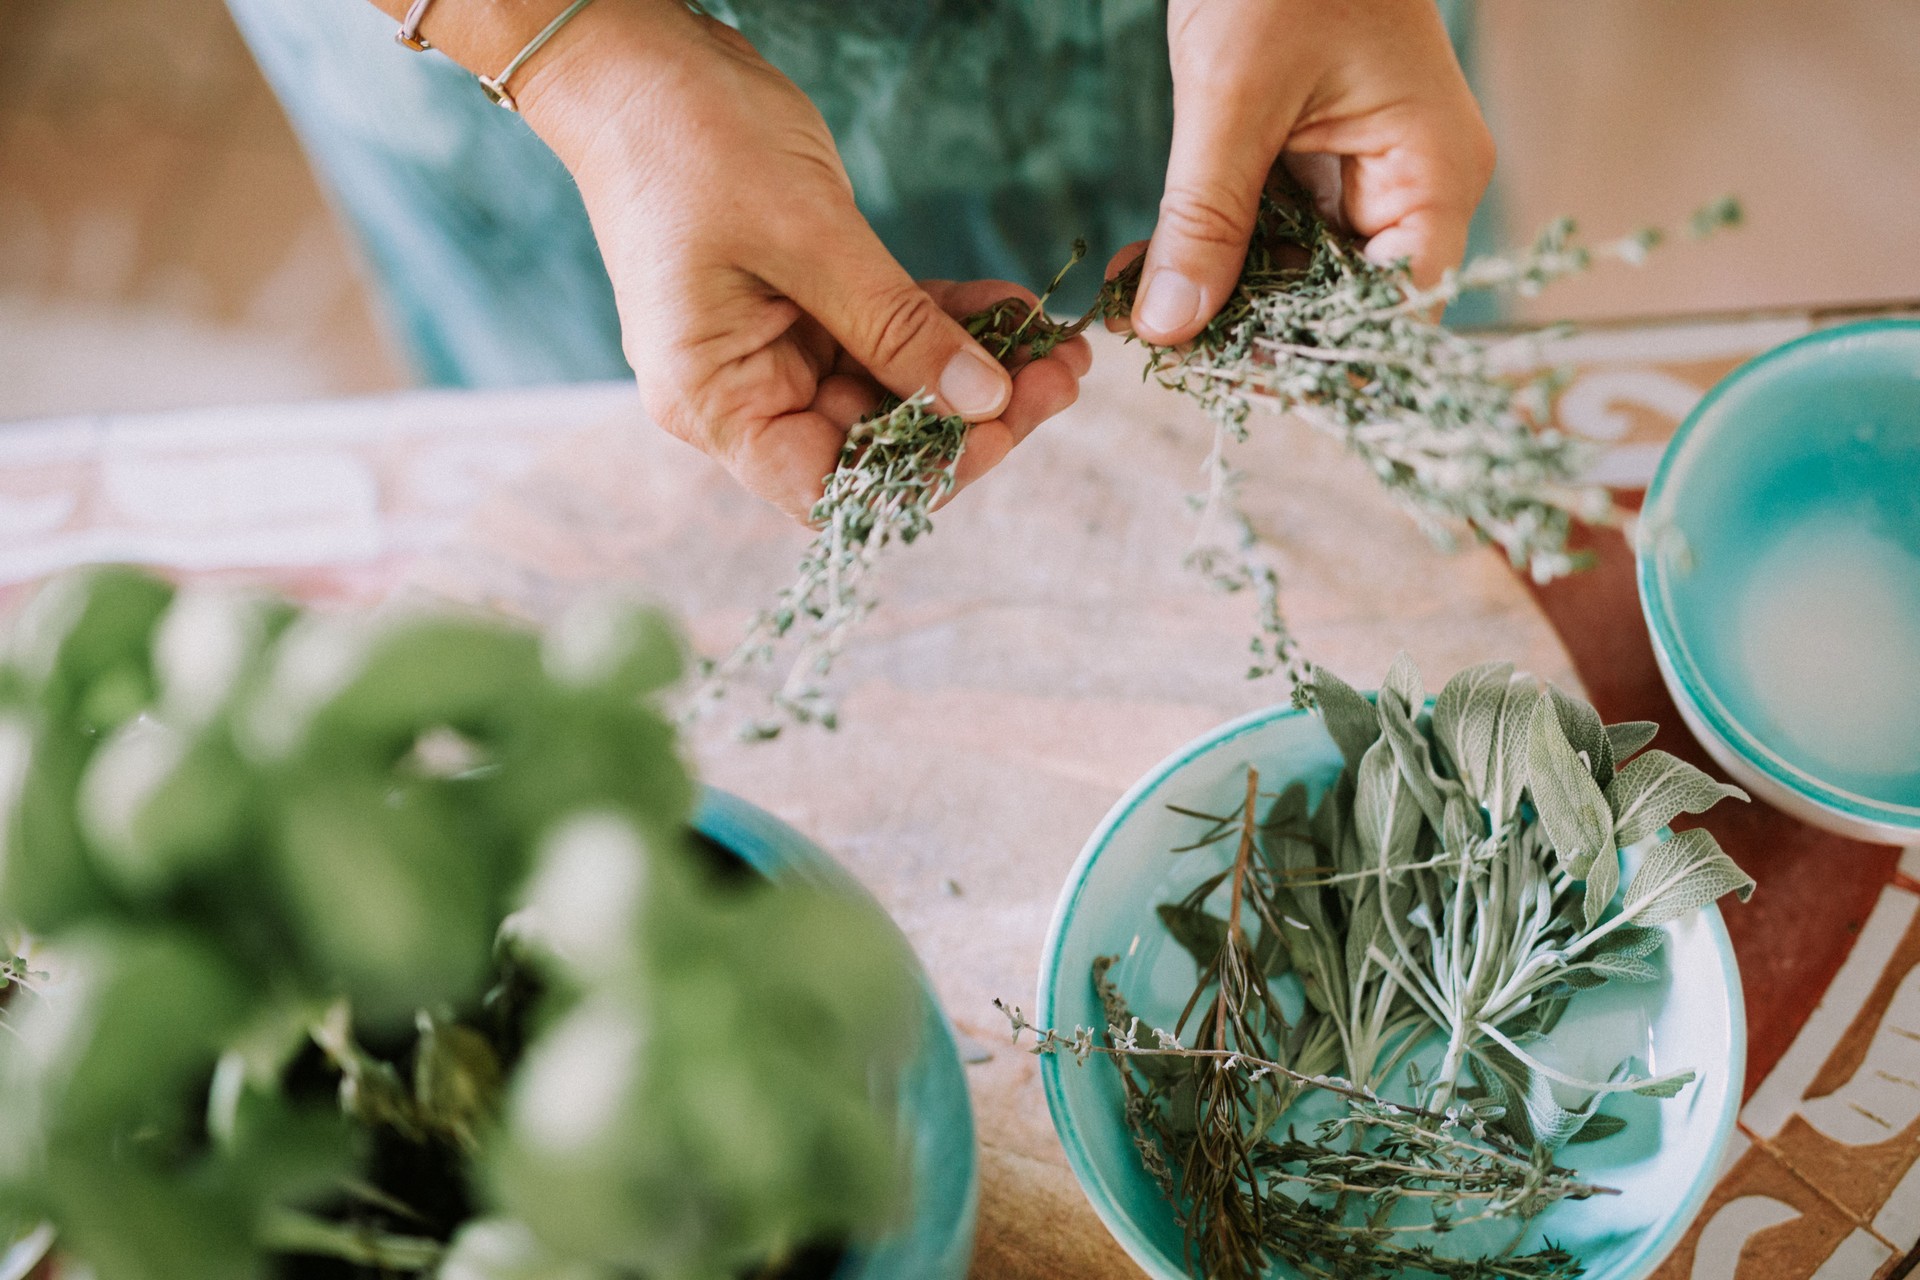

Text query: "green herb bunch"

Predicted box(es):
[1101, 193, 1740, 691]
[0, 567, 917, 1280]
[694, 251, 1096, 737]
[1004, 656, 1754, 1279]
[703, 192, 1741, 732]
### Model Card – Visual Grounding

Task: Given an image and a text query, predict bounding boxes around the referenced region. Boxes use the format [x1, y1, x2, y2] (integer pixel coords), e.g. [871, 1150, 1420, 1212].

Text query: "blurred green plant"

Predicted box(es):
[0, 567, 918, 1280]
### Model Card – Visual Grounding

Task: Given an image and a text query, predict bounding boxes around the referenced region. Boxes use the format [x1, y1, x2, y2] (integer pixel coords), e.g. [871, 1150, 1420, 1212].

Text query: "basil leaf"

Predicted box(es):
[1605, 750, 1749, 847]
[1526, 696, 1615, 879]
[1618, 828, 1755, 928]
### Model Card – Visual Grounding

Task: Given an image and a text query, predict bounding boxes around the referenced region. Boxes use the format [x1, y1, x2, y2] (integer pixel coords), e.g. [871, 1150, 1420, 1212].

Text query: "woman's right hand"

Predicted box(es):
[501, 2, 1090, 520]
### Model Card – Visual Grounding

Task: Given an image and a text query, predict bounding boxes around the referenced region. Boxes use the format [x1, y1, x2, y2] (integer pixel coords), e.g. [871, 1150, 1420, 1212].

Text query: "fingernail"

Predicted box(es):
[1138, 270, 1201, 337]
[939, 348, 1008, 418]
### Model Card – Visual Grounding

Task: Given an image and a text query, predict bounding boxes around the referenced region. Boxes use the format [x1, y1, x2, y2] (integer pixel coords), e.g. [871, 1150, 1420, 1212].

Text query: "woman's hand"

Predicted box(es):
[404, 1, 1091, 520]
[1118, 0, 1496, 343]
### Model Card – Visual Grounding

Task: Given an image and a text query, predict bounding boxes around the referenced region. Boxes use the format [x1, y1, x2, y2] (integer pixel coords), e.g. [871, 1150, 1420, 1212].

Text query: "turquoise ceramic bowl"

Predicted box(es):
[1637, 319, 1920, 845]
[695, 790, 977, 1280]
[1036, 706, 1743, 1280]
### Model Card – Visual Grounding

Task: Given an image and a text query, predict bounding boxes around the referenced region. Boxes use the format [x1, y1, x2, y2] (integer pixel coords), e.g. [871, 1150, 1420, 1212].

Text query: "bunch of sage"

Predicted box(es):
[1005, 656, 1754, 1279]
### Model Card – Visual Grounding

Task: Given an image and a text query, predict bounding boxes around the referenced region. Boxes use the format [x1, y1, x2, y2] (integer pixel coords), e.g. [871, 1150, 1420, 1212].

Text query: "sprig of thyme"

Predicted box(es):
[1100, 189, 1741, 698]
[691, 248, 1097, 737]
[700, 192, 1742, 733]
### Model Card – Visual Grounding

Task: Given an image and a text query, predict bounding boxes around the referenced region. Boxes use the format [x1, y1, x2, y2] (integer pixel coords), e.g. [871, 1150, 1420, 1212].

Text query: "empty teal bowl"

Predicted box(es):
[1036, 705, 1743, 1280]
[1637, 319, 1920, 845]
[695, 790, 977, 1279]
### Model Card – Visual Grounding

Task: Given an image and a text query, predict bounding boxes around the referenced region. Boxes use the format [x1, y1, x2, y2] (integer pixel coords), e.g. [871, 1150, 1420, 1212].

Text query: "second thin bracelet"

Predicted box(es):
[478, 0, 598, 113]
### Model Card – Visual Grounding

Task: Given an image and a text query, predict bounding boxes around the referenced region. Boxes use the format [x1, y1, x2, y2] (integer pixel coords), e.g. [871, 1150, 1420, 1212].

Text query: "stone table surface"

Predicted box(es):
[2, 308, 1917, 1279]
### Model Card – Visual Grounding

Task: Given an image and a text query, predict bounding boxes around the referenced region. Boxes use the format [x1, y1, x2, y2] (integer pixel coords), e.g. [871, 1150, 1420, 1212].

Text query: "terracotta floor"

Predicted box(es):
[1, 0, 1918, 420]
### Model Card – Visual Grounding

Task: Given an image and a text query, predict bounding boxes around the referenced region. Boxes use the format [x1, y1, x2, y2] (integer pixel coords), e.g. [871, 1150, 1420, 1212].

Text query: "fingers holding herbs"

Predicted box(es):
[1129, 0, 1493, 345]
[517, 5, 1088, 522]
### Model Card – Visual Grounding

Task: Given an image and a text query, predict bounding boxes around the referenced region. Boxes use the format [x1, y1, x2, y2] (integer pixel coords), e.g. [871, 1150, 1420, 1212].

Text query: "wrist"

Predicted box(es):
[511, 0, 700, 157]
[368, 0, 699, 160]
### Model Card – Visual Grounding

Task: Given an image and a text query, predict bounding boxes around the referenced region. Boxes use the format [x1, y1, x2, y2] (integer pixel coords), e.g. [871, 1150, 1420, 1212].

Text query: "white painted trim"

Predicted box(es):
[1743, 885, 1920, 1138]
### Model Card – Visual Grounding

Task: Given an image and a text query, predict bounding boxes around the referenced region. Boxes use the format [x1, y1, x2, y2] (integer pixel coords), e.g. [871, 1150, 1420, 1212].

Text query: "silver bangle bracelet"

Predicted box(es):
[394, 0, 434, 51]
[478, 0, 599, 113]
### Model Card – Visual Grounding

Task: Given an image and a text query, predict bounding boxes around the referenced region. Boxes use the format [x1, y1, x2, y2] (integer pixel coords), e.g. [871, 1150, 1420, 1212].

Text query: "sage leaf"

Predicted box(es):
[1472, 1043, 1605, 1150]
[1526, 696, 1615, 879]
[1441, 795, 1483, 857]
[1618, 828, 1755, 928]
[1355, 736, 1423, 867]
[1376, 688, 1464, 830]
[1264, 781, 1313, 835]
[1311, 667, 1381, 772]
[1255, 928, 1292, 977]
[1605, 750, 1749, 847]
[1566, 1111, 1628, 1144]
[1579, 950, 1660, 984]
[1583, 847, 1620, 932]
[1604, 720, 1659, 763]
[1547, 686, 1614, 786]
[1489, 682, 1541, 825]
[1343, 880, 1410, 984]
[1592, 923, 1665, 961]
[1382, 652, 1425, 715]
[1432, 661, 1515, 805]
[1156, 903, 1230, 969]
[1630, 1070, 1697, 1099]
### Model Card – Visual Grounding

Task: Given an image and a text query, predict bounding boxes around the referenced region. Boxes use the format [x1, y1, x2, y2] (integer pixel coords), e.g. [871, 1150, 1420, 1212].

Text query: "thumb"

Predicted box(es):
[768, 213, 1011, 421]
[1134, 87, 1292, 345]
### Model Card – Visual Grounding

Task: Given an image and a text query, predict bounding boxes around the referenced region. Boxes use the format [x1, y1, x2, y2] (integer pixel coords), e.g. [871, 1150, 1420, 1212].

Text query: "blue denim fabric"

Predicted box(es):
[226, 0, 1495, 386]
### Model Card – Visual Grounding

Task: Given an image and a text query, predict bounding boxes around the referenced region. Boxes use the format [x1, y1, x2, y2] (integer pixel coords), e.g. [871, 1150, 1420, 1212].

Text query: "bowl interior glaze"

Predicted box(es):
[1638, 319, 1920, 839]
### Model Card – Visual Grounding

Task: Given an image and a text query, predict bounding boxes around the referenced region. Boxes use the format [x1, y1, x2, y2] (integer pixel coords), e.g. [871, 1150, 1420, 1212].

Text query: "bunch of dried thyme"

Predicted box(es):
[697, 191, 1741, 734]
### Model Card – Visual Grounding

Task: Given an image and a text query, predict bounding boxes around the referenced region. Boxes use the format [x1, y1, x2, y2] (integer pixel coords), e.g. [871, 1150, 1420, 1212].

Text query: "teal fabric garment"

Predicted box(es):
[226, 0, 1494, 386]
[699, 0, 1175, 314]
